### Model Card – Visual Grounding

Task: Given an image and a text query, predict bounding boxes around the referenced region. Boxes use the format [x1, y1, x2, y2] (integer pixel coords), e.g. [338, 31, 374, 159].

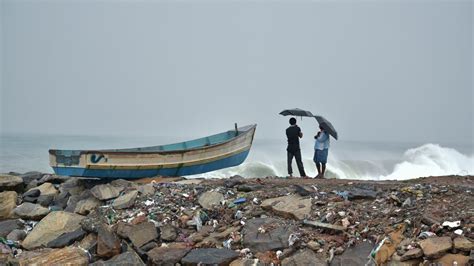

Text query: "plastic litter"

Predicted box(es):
[442, 221, 461, 228]
[288, 233, 299, 246]
[418, 231, 436, 239]
[235, 210, 243, 220]
[454, 229, 463, 235]
[233, 197, 246, 204]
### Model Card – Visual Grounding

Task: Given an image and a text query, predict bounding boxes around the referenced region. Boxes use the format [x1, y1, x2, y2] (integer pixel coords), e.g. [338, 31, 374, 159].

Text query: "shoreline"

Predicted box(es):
[0, 173, 473, 265]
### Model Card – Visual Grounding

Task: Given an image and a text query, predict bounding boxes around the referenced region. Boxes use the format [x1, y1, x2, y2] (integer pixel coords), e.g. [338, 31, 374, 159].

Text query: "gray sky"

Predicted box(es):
[1, 0, 472, 144]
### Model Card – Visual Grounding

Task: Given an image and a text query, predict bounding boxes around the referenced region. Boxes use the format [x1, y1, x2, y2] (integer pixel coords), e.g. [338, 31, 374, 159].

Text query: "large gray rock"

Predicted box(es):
[453, 237, 474, 252]
[16, 247, 88, 265]
[138, 184, 155, 196]
[147, 244, 191, 265]
[0, 219, 22, 237]
[330, 241, 374, 266]
[181, 248, 239, 266]
[91, 184, 123, 200]
[128, 222, 158, 248]
[242, 218, 296, 253]
[22, 211, 85, 250]
[282, 249, 326, 266]
[14, 202, 50, 220]
[0, 191, 18, 219]
[97, 225, 121, 259]
[261, 194, 311, 220]
[92, 251, 145, 266]
[112, 190, 138, 209]
[47, 228, 86, 248]
[75, 197, 102, 215]
[26, 182, 58, 197]
[6, 229, 26, 242]
[59, 177, 85, 196]
[160, 224, 178, 242]
[198, 191, 224, 210]
[419, 236, 452, 259]
[0, 174, 23, 192]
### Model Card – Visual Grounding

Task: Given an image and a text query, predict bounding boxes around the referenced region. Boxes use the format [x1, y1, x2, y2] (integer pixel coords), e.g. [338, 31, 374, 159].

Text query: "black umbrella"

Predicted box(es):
[314, 115, 338, 140]
[279, 108, 314, 117]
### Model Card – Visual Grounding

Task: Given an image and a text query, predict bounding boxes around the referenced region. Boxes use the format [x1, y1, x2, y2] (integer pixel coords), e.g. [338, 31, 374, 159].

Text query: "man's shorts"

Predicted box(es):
[313, 149, 329, 164]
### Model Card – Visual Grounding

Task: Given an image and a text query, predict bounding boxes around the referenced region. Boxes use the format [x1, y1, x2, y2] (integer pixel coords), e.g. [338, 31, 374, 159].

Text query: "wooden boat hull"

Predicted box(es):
[49, 124, 256, 178]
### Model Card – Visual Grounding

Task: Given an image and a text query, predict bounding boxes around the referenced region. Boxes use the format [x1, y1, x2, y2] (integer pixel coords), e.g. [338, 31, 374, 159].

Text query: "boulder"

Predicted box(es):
[52, 191, 70, 209]
[23, 189, 41, 198]
[91, 250, 145, 266]
[22, 211, 85, 250]
[17, 247, 88, 265]
[14, 203, 50, 220]
[181, 248, 239, 266]
[116, 221, 133, 239]
[128, 222, 158, 248]
[37, 195, 54, 207]
[453, 236, 474, 252]
[198, 191, 224, 210]
[112, 190, 138, 209]
[242, 218, 296, 253]
[91, 184, 123, 200]
[330, 241, 374, 266]
[147, 244, 191, 265]
[432, 253, 470, 266]
[418, 236, 452, 259]
[59, 177, 85, 196]
[0, 191, 18, 219]
[138, 184, 155, 196]
[47, 228, 86, 248]
[0, 219, 22, 237]
[400, 248, 423, 261]
[20, 171, 44, 183]
[74, 197, 102, 215]
[261, 194, 311, 220]
[27, 182, 58, 197]
[0, 174, 23, 192]
[78, 233, 98, 252]
[6, 229, 26, 242]
[160, 224, 178, 242]
[281, 249, 326, 266]
[80, 212, 108, 233]
[97, 225, 121, 259]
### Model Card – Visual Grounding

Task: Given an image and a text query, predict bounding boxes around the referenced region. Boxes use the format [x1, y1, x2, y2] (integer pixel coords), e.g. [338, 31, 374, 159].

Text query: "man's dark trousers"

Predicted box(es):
[287, 149, 306, 177]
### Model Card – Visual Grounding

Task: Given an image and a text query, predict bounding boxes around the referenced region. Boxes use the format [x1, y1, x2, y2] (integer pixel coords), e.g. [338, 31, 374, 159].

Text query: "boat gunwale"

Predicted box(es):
[48, 124, 256, 156]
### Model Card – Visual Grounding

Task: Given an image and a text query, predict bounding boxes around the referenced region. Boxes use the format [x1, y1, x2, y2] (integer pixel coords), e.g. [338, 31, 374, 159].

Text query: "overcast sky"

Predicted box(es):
[1, 0, 472, 144]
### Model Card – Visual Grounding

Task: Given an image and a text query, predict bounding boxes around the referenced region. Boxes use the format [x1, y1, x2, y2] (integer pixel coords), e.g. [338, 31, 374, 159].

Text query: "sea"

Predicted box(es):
[1, 133, 473, 180]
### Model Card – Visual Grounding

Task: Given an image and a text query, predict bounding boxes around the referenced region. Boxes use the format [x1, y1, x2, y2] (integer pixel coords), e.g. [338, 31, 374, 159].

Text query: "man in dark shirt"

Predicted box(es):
[286, 118, 307, 177]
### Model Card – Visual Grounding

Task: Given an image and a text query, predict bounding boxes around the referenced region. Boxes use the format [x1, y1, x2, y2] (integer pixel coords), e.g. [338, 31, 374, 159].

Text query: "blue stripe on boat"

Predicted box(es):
[53, 149, 250, 178]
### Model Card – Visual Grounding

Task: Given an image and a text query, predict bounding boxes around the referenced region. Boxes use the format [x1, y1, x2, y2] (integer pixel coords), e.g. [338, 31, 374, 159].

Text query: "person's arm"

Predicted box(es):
[319, 132, 329, 142]
[298, 127, 303, 138]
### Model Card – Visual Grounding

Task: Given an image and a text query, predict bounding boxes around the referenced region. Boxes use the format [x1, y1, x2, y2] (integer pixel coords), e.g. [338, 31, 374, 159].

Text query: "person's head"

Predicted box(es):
[289, 118, 297, 125]
[319, 125, 324, 131]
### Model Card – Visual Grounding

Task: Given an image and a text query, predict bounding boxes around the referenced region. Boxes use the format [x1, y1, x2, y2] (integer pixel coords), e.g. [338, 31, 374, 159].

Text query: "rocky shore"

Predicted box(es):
[0, 172, 473, 265]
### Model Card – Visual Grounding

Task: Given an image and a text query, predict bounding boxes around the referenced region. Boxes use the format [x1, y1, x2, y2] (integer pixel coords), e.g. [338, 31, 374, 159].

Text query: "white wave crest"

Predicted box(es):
[191, 143, 473, 180]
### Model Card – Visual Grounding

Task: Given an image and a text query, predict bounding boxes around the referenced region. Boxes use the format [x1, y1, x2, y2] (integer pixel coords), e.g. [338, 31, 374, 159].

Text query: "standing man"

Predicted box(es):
[286, 118, 307, 178]
[314, 125, 330, 178]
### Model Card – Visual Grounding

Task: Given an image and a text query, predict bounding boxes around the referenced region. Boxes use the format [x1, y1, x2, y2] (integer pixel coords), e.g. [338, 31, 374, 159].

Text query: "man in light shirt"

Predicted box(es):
[314, 125, 330, 178]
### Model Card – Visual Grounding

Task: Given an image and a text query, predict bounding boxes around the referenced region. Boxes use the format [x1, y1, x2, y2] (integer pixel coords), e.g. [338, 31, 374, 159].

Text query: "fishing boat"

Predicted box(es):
[49, 124, 256, 178]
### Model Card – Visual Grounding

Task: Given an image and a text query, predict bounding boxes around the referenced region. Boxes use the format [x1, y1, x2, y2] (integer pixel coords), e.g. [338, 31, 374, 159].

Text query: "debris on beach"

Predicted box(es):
[0, 172, 473, 265]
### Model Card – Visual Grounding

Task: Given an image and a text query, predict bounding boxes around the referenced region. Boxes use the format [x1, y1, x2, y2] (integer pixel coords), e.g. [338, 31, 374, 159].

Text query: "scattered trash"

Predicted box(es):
[442, 221, 461, 228]
[233, 198, 246, 205]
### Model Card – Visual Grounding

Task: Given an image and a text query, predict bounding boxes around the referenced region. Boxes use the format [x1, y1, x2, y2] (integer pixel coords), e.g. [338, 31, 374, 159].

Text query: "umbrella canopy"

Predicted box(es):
[279, 108, 314, 117]
[314, 115, 338, 140]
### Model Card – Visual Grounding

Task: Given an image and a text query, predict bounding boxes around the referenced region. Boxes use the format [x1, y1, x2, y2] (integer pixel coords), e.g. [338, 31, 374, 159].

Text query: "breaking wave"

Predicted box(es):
[194, 144, 474, 180]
